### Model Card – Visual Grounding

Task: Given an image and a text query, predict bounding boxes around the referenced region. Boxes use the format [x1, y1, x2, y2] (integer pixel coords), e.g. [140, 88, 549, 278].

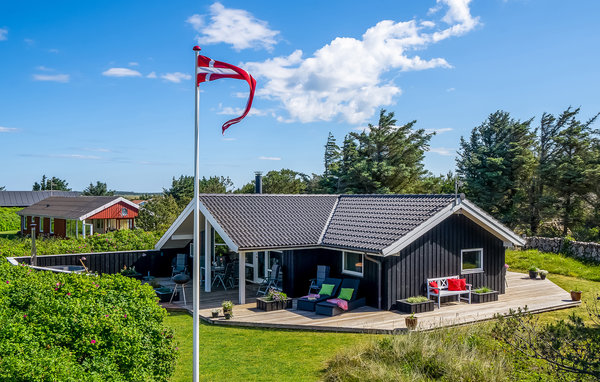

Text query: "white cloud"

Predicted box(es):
[446, 87, 455, 92]
[259, 156, 281, 161]
[187, 2, 279, 51]
[102, 68, 142, 77]
[48, 48, 59, 54]
[36, 66, 54, 72]
[425, 127, 453, 134]
[146, 71, 157, 79]
[0, 28, 8, 41]
[33, 74, 70, 83]
[218, 105, 267, 116]
[128, 62, 139, 66]
[0, 126, 18, 133]
[222, 137, 236, 141]
[24, 38, 34, 45]
[243, 0, 479, 125]
[428, 147, 455, 156]
[161, 72, 192, 83]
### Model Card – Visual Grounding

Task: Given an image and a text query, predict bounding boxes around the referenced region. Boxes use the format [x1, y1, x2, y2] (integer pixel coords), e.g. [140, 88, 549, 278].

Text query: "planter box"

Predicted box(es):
[155, 289, 178, 303]
[471, 291, 499, 304]
[256, 297, 292, 311]
[396, 299, 435, 314]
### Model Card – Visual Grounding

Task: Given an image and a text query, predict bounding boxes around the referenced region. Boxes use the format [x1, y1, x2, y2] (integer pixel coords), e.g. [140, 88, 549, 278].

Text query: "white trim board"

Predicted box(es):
[79, 197, 140, 220]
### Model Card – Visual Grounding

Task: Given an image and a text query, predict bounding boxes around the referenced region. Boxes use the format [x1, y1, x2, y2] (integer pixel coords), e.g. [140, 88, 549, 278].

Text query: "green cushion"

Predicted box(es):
[319, 283, 335, 296]
[338, 288, 354, 301]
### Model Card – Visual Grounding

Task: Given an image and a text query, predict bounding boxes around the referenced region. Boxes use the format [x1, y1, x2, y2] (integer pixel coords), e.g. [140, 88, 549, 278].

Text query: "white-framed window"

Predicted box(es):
[342, 251, 364, 277]
[39, 217, 44, 232]
[50, 218, 54, 234]
[461, 248, 484, 274]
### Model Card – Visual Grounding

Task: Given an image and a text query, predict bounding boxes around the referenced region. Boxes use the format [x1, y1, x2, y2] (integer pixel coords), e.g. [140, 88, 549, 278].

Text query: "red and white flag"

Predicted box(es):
[196, 53, 256, 134]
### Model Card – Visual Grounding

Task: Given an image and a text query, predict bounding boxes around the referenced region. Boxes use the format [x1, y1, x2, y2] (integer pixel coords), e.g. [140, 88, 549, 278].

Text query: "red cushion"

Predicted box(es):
[448, 278, 467, 291]
[429, 281, 439, 295]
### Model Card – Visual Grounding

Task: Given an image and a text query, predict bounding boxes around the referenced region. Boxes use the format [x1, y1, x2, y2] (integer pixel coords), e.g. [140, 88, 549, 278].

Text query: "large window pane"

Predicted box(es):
[343, 252, 363, 276]
[462, 249, 483, 272]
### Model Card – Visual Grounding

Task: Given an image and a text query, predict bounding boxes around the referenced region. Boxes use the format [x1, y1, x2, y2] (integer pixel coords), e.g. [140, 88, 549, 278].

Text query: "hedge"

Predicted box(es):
[0, 207, 21, 232]
[0, 229, 163, 257]
[0, 260, 178, 381]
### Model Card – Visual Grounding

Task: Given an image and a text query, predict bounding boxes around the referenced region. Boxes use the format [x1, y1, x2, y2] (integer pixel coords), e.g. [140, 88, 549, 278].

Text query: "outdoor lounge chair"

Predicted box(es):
[257, 263, 280, 296]
[315, 278, 366, 316]
[297, 277, 341, 312]
[212, 262, 234, 290]
[307, 265, 330, 295]
[171, 253, 188, 277]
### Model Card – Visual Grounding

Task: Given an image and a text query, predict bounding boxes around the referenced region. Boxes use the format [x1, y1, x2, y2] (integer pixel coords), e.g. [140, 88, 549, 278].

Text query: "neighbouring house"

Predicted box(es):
[155, 194, 525, 310]
[17, 196, 139, 238]
[0, 190, 80, 207]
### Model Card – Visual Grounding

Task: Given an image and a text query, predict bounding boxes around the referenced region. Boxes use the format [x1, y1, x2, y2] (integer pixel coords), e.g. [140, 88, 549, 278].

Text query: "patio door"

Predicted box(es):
[245, 251, 269, 284]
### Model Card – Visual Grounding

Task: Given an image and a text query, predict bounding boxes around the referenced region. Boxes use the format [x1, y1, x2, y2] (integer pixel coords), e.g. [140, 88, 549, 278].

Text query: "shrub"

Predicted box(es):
[474, 287, 492, 294]
[0, 207, 21, 232]
[406, 296, 429, 303]
[0, 229, 163, 257]
[0, 260, 177, 381]
[323, 326, 510, 381]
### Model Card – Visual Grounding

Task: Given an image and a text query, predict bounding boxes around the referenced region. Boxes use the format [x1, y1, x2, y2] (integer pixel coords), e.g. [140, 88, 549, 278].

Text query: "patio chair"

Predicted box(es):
[212, 262, 234, 290]
[171, 253, 188, 277]
[297, 277, 341, 312]
[315, 278, 366, 316]
[307, 265, 330, 295]
[257, 264, 280, 296]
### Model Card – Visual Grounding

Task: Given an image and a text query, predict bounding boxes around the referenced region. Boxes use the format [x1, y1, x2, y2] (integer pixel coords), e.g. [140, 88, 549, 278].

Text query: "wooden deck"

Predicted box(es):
[182, 272, 580, 334]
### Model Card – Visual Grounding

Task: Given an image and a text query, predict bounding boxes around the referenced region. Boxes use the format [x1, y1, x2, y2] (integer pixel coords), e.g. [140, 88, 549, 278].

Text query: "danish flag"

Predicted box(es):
[196, 49, 256, 134]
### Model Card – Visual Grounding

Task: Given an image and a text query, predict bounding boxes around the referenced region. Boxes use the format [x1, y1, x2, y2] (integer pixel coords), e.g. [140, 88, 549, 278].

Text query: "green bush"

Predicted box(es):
[0, 229, 163, 257]
[0, 260, 177, 381]
[406, 296, 429, 303]
[323, 326, 510, 381]
[0, 207, 21, 232]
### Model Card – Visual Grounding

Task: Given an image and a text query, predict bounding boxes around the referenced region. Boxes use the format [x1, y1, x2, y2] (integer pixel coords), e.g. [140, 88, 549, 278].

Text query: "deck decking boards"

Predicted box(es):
[167, 272, 579, 334]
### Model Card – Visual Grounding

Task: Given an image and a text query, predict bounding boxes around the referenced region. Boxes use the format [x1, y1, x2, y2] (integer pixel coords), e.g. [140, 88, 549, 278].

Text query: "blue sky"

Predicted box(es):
[1, 0, 599, 192]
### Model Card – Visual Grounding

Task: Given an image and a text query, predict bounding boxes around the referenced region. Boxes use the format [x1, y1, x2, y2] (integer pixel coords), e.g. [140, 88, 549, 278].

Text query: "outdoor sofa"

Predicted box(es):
[315, 278, 365, 316]
[296, 277, 341, 312]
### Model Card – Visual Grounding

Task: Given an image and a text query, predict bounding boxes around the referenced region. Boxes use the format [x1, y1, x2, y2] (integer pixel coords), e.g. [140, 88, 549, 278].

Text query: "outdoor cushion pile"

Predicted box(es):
[297, 278, 365, 316]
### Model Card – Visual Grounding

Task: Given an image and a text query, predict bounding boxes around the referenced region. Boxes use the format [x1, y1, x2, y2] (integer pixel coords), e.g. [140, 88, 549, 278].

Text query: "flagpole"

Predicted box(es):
[192, 45, 201, 382]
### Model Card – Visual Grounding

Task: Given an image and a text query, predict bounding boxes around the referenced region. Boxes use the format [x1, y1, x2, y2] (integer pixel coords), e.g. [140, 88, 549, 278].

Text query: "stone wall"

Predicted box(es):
[524, 236, 600, 263]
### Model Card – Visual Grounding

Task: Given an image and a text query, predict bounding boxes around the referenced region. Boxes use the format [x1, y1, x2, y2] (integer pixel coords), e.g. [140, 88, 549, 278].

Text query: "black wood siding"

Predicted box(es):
[281, 248, 380, 307]
[383, 214, 505, 310]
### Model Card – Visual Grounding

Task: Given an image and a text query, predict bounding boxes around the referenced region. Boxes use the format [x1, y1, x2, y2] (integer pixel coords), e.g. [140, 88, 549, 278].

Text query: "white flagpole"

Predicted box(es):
[192, 45, 201, 382]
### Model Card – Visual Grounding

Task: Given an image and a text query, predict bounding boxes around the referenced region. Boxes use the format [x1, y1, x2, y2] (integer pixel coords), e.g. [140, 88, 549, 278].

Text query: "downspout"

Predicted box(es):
[365, 254, 382, 310]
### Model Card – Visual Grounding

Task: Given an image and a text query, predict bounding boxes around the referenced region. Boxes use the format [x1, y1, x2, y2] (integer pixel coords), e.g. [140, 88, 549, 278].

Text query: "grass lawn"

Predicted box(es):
[165, 249, 599, 381]
[164, 313, 370, 382]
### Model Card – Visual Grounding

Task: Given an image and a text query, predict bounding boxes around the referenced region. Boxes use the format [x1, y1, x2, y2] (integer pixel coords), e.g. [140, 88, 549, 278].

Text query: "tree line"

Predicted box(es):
[26, 106, 600, 240]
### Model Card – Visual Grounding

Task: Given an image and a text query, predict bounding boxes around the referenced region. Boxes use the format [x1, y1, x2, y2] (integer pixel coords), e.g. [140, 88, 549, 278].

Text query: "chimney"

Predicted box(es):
[254, 171, 263, 194]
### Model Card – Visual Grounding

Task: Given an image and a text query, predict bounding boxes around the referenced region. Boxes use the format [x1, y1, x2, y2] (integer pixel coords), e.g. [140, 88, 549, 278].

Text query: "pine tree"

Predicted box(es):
[32, 175, 71, 191]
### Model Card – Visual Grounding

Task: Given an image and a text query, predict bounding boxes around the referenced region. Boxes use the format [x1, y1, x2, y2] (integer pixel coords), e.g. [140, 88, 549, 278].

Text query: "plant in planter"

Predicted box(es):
[539, 270, 548, 280]
[148, 278, 162, 289]
[471, 286, 499, 303]
[570, 290, 582, 301]
[405, 312, 418, 330]
[222, 300, 234, 319]
[528, 265, 539, 279]
[396, 296, 434, 314]
[256, 288, 292, 311]
[120, 265, 142, 279]
[155, 286, 177, 302]
[211, 309, 220, 318]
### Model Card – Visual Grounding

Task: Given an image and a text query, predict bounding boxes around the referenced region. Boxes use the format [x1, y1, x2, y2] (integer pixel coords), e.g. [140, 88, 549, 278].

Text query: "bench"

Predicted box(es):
[426, 276, 471, 308]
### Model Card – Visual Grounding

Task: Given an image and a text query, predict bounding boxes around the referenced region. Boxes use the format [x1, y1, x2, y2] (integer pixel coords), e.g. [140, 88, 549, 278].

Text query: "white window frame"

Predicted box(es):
[50, 218, 54, 234]
[342, 251, 364, 277]
[39, 216, 44, 232]
[461, 248, 484, 274]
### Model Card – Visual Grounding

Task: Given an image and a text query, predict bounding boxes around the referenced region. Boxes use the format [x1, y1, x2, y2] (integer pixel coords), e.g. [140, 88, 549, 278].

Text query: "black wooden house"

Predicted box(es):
[156, 194, 525, 310]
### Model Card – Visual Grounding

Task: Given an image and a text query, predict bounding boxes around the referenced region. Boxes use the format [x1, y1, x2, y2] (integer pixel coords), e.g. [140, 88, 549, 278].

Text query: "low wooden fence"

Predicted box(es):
[8, 249, 176, 277]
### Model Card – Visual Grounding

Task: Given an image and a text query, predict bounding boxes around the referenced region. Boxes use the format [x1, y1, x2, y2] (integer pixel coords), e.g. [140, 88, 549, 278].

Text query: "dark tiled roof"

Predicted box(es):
[17, 196, 122, 219]
[321, 194, 456, 253]
[0, 191, 80, 207]
[198, 194, 338, 250]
